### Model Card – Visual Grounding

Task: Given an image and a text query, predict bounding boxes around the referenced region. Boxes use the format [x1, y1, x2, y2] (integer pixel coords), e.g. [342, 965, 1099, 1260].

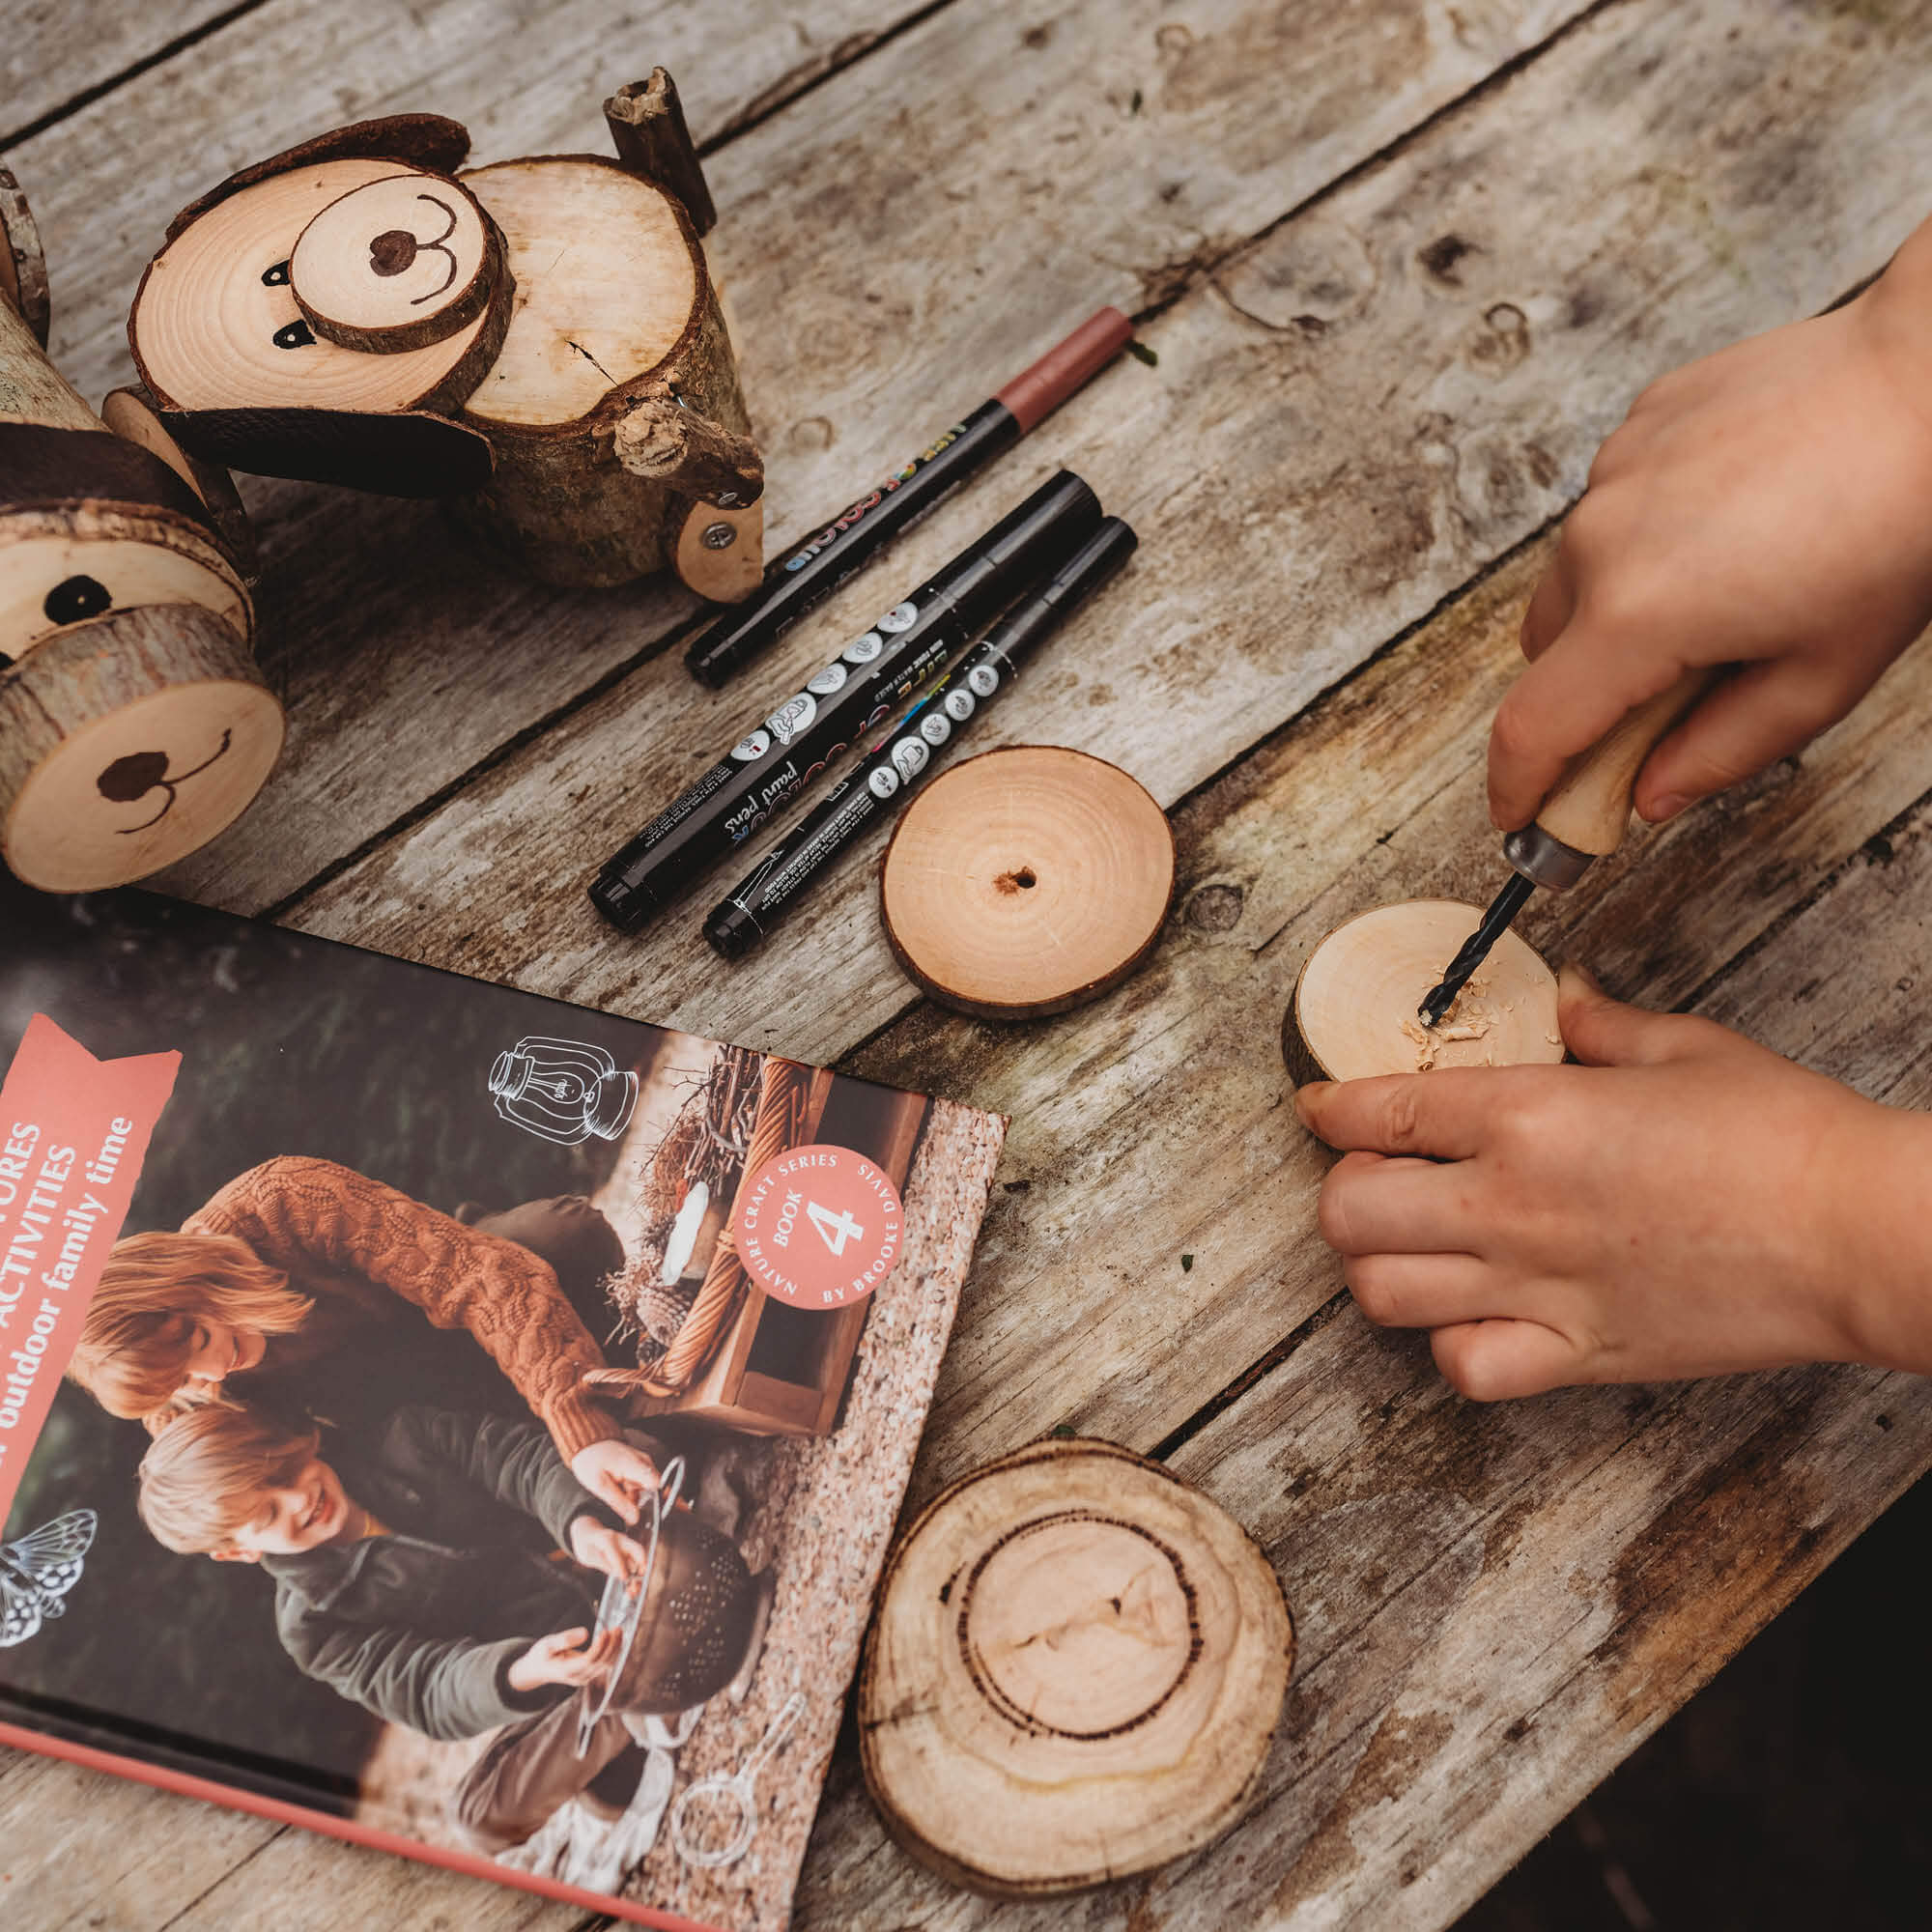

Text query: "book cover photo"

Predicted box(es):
[0, 877, 1004, 1929]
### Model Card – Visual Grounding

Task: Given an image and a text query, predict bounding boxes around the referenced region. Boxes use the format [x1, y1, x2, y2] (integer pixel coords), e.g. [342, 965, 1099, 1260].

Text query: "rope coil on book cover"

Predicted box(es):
[587, 1053, 814, 1396]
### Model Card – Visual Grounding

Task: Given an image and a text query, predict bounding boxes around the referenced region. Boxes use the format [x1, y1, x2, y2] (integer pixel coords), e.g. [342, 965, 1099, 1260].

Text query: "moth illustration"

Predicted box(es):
[0, 1508, 98, 1647]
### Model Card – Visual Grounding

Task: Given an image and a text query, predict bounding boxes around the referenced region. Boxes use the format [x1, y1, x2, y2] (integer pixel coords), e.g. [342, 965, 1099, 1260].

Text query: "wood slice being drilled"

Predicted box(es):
[129, 157, 507, 419]
[880, 746, 1176, 1019]
[1284, 898, 1564, 1084]
[859, 1436, 1293, 1898]
[289, 171, 507, 353]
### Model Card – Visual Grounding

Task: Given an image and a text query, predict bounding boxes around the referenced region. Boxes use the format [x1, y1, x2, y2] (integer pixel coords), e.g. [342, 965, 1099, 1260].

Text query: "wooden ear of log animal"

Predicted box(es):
[127, 73, 765, 597]
[1283, 899, 1565, 1083]
[0, 179, 278, 894]
[860, 1437, 1293, 1897]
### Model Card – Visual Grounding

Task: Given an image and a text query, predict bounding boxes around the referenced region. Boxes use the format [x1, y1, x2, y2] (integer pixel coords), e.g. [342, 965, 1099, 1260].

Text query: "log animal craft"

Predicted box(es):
[0, 169, 280, 894]
[125, 71, 764, 597]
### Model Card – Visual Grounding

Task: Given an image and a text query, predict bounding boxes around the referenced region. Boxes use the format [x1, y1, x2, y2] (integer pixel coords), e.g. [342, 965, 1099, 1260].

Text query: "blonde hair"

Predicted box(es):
[69, 1231, 313, 1422]
[137, 1402, 321, 1555]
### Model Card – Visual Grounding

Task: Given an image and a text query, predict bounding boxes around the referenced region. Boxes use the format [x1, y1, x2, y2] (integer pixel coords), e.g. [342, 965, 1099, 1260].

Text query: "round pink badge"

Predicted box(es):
[732, 1142, 905, 1309]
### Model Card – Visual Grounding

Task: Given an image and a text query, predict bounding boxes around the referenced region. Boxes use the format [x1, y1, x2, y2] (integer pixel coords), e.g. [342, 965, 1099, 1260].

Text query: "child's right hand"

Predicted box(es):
[506, 1625, 621, 1693]
[1489, 213, 1932, 837]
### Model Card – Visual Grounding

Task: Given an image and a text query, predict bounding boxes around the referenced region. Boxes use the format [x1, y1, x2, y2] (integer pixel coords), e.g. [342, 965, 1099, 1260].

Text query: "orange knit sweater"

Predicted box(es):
[185, 1155, 618, 1461]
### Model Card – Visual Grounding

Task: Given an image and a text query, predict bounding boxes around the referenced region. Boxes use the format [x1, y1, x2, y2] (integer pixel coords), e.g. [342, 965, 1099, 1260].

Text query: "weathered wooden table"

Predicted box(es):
[8, 1, 1932, 1925]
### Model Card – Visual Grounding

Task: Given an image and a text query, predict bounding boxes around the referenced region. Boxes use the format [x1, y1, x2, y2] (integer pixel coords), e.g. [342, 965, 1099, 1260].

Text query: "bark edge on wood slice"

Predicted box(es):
[289, 170, 511, 355]
[1283, 898, 1564, 1085]
[0, 166, 51, 350]
[859, 1435, 1293, 1898]
[1, 604, 283, 892]
[880, 746, 1176, 1019]
[129, 157, 511, 427]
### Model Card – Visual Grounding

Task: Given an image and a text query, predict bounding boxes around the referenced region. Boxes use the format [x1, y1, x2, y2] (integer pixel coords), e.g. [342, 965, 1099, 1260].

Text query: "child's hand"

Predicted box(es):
[568, 1516, 647, 1583]
[1490, 221, 1932, 837]
[1294, 968, 1932, 1398]
[506, 1625, 621, 1693]
[569, 1438, 660, 1525]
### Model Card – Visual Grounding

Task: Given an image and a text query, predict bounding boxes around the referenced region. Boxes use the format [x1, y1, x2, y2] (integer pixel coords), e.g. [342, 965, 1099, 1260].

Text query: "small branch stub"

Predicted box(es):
[605, 70, 717, 235]
[860, 1436, 1293, 1897]
[1284, 897, 1565, 1084]
[880, 746, 1176, 1020]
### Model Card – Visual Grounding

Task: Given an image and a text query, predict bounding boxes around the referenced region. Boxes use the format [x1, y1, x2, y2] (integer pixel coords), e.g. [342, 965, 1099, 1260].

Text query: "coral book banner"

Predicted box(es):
[0, 1015, 179, 1520]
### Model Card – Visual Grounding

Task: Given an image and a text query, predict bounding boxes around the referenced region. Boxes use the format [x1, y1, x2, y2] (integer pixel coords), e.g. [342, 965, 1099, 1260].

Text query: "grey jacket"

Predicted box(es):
[261, 1406, 619, 1741]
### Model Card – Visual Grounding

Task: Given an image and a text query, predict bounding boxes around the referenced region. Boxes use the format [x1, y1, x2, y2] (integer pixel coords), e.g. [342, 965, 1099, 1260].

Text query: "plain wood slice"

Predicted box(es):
[130, 158, 502, 415]
[459, 156, 700, 428]
[0, 603, 282, 890]
[859, 1436, 1293, 1898]
[881, 746, 1176, 1019]
[1285, 898, 1564, 1084]
[290, 171, 508, 353]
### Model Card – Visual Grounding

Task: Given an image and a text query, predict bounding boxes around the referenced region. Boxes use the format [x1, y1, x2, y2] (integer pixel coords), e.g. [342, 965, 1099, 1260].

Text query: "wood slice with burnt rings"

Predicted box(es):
[289, 171, 509, 354]
[859, 1436, 1293, 1897]
[1284, 897, 1565, 1084]
[880, 746, 1176, 1019]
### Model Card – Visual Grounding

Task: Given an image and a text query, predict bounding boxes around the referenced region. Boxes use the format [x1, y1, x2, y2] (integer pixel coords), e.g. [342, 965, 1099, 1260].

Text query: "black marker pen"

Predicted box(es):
[590, 471, 1102, 932]
[683, 309, 1133, 687]
[704, 516, 1139, 960]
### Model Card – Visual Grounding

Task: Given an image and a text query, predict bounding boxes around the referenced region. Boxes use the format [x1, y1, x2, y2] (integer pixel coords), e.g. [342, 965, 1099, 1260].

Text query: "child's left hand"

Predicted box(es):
[1294, 966, 1932, 1397]
[569, 1515, 648, 1581]
[570, 1438, 660, 1525]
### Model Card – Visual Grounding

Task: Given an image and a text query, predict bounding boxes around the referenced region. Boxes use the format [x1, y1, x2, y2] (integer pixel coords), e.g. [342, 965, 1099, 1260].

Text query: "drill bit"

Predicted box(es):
[1417, 871, 1535, 1028]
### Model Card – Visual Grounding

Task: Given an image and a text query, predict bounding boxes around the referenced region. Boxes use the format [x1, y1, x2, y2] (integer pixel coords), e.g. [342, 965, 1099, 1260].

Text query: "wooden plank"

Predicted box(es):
[96, 0, 1608, 912]
[0, 0, 246, 151]
[284, 0, 1932, 1066]
[793, 592, 1932, 1931]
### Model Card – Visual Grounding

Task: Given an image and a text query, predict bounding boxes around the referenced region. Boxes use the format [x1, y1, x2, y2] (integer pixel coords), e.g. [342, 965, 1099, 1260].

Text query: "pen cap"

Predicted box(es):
[994, 308, 1134, 432]
[980, 516, 1138, 666]
[943, 469, 1103, 633]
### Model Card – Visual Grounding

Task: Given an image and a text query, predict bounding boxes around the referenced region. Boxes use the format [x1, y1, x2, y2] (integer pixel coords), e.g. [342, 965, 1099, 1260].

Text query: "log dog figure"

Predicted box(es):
[126, 72, 764, 599]
[0, 169, 279, 894]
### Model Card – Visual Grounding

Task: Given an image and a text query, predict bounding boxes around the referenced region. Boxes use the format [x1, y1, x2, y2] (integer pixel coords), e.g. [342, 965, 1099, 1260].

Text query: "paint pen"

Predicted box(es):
[704, 516, 1139, 960]
[590, 470, 1102, 933]
[683, 308, 1134, 688]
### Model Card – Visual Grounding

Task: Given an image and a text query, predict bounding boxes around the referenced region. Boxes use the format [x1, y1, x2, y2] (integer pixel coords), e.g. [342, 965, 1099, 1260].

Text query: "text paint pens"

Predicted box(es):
[704, 516, 1139, 960]
[682, 308, 1133, 688]
[590, 471, 1103, 933]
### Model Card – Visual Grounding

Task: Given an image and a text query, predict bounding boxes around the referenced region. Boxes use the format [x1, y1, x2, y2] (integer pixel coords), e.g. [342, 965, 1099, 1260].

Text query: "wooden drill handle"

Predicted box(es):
[1533, 667, 1719, 856]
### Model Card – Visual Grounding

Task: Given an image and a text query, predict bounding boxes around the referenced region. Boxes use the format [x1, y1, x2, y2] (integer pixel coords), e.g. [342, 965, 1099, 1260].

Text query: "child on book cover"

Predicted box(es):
[65, 1154, 663, 1525]
[135, 1398, 769, 1854]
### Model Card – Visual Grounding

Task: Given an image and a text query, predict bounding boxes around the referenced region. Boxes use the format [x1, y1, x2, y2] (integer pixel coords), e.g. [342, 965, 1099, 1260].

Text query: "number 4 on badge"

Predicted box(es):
[807, 1201, 865, 1256]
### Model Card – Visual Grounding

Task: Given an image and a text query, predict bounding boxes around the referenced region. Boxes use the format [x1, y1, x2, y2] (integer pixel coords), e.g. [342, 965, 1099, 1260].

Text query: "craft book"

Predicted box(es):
[0, 874, 1005, 1929]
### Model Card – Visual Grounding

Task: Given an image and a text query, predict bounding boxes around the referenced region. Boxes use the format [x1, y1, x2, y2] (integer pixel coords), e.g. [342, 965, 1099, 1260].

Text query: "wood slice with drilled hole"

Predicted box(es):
[1283, 897, 1565, 1084]
[129, 157, 509, 421]
[880, 746, 1176, 1019]
[859, 1436, 1293, 1898]
[290, 171, 509, 354]
[0, 603, 282, 891]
